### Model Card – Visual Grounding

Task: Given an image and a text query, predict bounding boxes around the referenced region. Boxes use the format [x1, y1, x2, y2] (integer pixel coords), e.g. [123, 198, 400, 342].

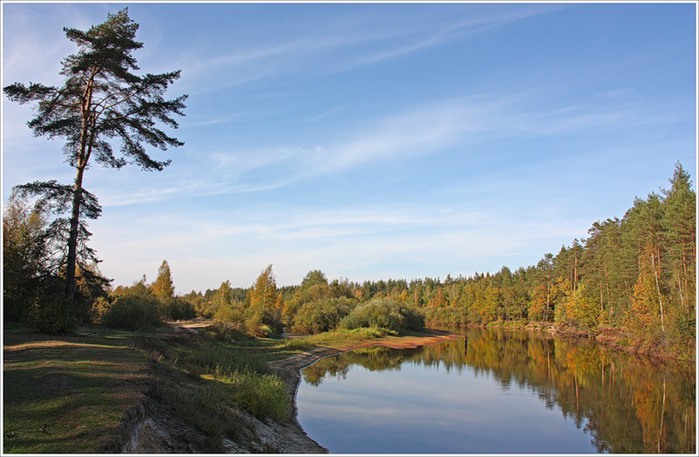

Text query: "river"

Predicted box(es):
[296, 328, 695, 454]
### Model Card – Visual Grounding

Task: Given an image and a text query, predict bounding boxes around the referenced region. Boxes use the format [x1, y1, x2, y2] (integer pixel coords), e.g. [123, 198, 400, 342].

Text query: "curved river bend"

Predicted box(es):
[296, 328, 695, 454]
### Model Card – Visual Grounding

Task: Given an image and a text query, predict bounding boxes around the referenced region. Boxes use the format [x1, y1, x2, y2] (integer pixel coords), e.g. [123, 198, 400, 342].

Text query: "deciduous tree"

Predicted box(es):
[2, 192, 50, 321]
[151, 260, 175, 303]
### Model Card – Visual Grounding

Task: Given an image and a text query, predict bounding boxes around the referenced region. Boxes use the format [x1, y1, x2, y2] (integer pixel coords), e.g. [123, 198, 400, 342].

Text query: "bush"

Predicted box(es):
[163, 298, 197, 321]
[339, 298, 424, 333]
[291, 297, 355, 334]
[89, 296, 111, 324]
[216, 369, 290, 421]
[101, 295, 161, 331]
[244, 309, 283, 338]
[401, 305, 426, 331]
[208, 321, 249, 343]
[212, 302, 244, 326]
[28, 292, 79, 334]
[21, 276, 79, 334]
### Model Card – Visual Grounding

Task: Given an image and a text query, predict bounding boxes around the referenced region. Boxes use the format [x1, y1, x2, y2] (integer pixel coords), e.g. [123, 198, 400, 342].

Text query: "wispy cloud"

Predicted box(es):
[330, 4, 562, 73]
[172, 3, 563, 93]
[90, 196, 588, 289]
[88, 80, 684, 208]
[4, 2, 692, 293]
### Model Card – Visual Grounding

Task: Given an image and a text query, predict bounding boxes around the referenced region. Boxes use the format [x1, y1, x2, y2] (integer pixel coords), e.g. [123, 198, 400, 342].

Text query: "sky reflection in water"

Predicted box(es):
[299, 356, 594, 453]
[296, 329, 695, 454]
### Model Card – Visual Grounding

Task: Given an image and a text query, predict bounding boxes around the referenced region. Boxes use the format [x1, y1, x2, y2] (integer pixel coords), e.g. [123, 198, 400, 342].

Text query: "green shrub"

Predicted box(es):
[101, 295, 161, 331]
[208, 322, 249, 343]
[28, 292, 78, 334]
[339, 298, 424, 333]
[163, 298, 197, 321]
[244, 309, 283, 338]
[291, 297, 355, 334]
[216, 369, 290, 421]
[89, 296, 111, 324]
[213, 304, 242, 324]
[400, 305, 426, 331]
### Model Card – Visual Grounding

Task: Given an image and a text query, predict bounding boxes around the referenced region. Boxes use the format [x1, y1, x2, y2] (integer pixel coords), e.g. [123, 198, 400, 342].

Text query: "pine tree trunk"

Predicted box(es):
[66, 71, 96, 300]
[650, 250, 665, 333]
[65, 166, 85, 300]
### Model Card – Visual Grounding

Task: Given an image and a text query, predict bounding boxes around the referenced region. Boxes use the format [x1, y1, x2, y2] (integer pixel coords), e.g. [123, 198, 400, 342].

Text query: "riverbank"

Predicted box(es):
[121, 328, 463, 453]
[13, 320, 685, 454]
[536, 322, 694, 366]
[268, 328, 463, 414]
[2, 323, 460, 453]
[459, 320, 695, 366]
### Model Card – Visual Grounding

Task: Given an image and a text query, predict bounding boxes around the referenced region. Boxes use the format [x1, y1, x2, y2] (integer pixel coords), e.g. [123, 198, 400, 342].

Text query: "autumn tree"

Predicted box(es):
[625, 194, 667, 333]
[3, 192, 50, 321]
[4, 9, 187, 302]
[283, 269, 333, 324]
[529, 254, 555, 321]
[246, 265, 283, 336]
[151, 260, 175, 303]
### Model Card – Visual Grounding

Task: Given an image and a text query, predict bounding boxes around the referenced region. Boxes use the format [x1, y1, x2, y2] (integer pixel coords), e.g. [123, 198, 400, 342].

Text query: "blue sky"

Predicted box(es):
[2, 2, 696, 293]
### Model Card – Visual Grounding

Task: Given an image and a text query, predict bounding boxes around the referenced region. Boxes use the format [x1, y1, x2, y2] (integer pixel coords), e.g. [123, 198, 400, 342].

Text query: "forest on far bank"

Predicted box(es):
[4, 162, 695, 361]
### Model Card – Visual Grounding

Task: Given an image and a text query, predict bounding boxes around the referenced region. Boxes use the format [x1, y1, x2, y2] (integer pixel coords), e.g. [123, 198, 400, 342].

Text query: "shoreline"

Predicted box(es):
[446, 321, 695, 366]
[266, 329, 464, 453]
[121, 324, 691, 453]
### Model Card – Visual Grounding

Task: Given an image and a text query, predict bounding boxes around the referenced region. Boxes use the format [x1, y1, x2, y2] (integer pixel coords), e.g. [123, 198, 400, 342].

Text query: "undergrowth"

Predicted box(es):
[132, 325, 291, 432]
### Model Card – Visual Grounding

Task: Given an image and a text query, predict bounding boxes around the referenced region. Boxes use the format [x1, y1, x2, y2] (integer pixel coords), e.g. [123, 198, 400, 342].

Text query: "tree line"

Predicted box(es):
[2, 9, 694, 359]
[172, 162, 696, 357]
[302, 333, 695, 453]
[4, 158, 695, 359]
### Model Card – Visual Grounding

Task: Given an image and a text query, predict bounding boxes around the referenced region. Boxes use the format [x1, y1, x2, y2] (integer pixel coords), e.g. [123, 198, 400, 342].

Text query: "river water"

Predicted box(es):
[296, 328, 695, 454]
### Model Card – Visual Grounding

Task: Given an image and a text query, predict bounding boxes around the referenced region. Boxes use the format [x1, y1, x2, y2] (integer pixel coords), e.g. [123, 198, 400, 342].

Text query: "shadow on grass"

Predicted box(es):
[3, 326, 150, 454]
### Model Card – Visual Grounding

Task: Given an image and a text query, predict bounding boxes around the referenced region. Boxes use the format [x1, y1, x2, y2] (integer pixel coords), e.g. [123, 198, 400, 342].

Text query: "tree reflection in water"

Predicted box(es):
[302, 329, 695, 453]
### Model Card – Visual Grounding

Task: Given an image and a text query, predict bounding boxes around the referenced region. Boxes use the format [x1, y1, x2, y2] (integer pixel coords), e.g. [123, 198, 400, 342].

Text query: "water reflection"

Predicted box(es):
[298, 329, 695, 454]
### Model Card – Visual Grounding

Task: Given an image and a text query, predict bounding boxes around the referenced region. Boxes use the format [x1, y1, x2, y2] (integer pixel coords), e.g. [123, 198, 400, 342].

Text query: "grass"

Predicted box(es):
[3, 325, 150, 453]
[204, 369, 290, 421]
[3, 321, 453, 453]
[3, 323, 295, 454]
[129, 326, 293, 423]
[298, 327, 397, 349]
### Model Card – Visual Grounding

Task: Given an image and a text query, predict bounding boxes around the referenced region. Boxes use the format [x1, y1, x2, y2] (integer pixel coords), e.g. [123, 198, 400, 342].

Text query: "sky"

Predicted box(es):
[2, 1, 696, 293]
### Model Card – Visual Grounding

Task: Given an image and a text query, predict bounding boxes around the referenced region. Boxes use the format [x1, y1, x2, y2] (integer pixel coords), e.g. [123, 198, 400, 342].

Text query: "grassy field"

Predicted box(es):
[3, 324, 151, 453]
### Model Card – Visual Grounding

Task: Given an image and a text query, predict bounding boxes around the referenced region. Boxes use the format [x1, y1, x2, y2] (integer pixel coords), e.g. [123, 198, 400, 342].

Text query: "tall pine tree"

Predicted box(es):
[4, 9, 187, 301]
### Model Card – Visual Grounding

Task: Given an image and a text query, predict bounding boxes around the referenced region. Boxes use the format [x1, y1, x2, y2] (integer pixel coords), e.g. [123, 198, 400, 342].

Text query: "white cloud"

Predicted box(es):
[89, 197, 588, 291]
